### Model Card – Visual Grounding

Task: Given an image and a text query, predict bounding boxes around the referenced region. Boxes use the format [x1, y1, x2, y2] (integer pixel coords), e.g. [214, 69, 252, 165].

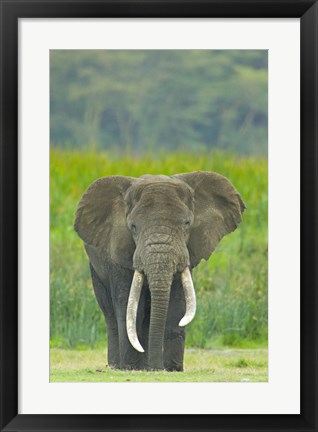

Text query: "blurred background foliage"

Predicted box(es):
[50, 50, 268, 350]
[50, 50, 267, 155]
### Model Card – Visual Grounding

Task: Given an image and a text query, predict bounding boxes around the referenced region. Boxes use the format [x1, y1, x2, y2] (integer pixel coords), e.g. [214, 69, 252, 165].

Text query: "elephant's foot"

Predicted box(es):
[108, 362, 147, 371]
[107, 363, 120, 370]
[119, 355, 147, 371]
[165, 365, 183, 372]
[145, 365, 183, 371]
[119, 365, 147, 371]
[146, 366, 164, 372]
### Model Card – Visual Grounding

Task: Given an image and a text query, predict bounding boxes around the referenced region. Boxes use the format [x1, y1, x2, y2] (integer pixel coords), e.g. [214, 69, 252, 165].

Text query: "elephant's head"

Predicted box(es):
[74, 171, 245, 369]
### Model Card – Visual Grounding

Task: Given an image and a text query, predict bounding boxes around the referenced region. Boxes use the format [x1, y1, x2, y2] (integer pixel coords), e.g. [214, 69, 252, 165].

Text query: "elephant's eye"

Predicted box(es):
[130, 223, 137, 234]
[184, 220, 191, 228]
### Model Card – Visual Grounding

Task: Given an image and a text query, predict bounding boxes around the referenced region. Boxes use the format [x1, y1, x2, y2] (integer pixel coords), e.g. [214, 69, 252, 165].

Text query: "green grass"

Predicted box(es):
[50, 148, 268, 349]
[50, 348, 268, 382]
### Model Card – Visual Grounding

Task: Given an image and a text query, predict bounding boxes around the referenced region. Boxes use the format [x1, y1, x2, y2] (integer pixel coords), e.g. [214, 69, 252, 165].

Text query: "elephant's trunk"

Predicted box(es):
[126, 264, 173, 369]
[127, 234, 196, 369]
[147, 270, 173, 370]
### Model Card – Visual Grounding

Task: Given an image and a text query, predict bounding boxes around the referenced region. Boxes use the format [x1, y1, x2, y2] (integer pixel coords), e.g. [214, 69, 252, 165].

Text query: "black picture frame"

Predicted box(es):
[1, 1, 317, 431]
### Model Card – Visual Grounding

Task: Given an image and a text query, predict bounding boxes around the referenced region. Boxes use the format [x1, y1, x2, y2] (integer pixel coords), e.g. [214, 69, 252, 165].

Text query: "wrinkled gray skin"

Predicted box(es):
[74, 171, 245, 371]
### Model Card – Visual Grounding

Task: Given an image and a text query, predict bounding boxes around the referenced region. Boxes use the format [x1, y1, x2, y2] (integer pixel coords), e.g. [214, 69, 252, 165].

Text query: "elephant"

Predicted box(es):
[74, 171, 245, 371]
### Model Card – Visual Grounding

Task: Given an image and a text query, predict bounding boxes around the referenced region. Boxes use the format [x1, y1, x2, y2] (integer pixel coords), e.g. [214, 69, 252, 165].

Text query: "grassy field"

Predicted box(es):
[50, 348, 268, 382]
[50, 148, 268, 350]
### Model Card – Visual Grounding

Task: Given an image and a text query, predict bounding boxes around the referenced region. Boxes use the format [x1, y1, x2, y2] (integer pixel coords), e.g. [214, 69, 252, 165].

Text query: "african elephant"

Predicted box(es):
[74, 171, 245, 371]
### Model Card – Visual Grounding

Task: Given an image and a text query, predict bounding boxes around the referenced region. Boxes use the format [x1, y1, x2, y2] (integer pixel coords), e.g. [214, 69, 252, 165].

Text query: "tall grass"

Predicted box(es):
[50, 148, 267, 349]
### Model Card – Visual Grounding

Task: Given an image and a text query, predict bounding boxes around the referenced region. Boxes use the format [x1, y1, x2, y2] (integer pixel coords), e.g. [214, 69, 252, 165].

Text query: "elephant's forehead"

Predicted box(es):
[137, 174, 187, 189]
[135, 176, 189, 195]
[139, 174, 172, 182]
[127, 176, 194, 210]
[124, 174, 194, 207]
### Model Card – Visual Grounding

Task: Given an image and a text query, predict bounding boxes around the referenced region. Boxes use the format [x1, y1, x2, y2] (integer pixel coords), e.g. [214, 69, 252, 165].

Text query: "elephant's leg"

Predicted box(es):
[116, 321, 146, 370]
[163, 277, 186, 372]
[90, 264, 119, 369]
[116, 309, 147, 370]
[113, 271, 148, 370]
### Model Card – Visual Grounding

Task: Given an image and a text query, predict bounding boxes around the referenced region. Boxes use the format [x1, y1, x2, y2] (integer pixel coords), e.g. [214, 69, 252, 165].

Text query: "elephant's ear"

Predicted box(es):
[74, 176, 136, 268]
[173, 171, 245, 267]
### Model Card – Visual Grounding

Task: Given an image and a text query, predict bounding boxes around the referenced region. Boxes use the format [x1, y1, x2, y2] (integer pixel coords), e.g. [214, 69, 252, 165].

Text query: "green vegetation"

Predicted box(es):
[50, 149, 268, 350]
[50, 50, 267, 155]
[50, 348, 268, 382]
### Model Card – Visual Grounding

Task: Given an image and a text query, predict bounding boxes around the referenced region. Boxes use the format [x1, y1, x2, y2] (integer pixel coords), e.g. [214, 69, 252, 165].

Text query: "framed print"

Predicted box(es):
[0, 1, 317, 431]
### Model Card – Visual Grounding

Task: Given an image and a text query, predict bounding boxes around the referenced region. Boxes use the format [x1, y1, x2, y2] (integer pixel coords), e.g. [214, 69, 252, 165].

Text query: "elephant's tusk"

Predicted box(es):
[179, 267, 196, 327]
[126, 270, 145, 353]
